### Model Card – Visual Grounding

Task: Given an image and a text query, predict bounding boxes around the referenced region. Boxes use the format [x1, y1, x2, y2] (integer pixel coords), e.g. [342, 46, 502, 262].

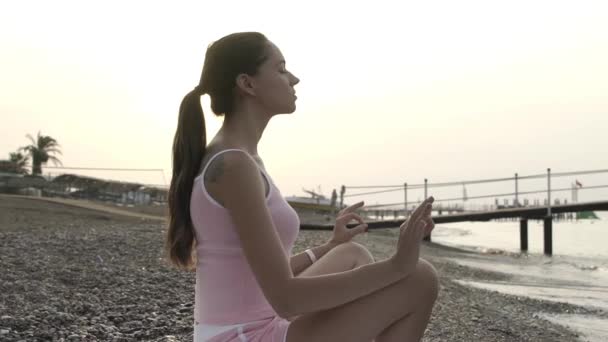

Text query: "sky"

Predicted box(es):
[1, 0, 607, 207]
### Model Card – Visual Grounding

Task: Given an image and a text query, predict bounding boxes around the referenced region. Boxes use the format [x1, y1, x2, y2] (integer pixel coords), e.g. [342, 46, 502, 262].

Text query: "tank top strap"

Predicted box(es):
[195, 149, 270, 183]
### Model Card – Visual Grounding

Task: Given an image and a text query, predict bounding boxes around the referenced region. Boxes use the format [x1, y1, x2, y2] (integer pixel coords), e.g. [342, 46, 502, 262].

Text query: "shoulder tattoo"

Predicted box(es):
[204, 154, 225, 183]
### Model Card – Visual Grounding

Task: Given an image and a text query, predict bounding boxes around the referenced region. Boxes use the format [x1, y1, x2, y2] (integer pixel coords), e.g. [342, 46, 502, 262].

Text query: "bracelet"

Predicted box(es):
[304, 249, 317, 264]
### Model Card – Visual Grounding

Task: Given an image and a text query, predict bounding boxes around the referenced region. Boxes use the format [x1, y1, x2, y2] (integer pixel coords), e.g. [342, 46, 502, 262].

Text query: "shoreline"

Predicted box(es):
[0, 196, 600, 341]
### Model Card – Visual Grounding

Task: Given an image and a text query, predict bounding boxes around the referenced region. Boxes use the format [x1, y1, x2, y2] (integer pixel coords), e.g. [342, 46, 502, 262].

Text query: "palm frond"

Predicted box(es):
[45, 148, 63, 155]
[25, 134, 36, 146]
[18, 145, 34, 153]
[47, 156, 63, 166]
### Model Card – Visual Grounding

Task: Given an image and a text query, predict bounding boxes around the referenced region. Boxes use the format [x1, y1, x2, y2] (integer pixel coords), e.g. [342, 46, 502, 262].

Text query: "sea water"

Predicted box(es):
[432, 211, 608, 272]
[431, 211, 608, 341]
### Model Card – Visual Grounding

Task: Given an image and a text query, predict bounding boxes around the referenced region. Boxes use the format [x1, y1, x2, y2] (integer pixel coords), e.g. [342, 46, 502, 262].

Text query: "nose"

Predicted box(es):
[291, 73, 300, 86]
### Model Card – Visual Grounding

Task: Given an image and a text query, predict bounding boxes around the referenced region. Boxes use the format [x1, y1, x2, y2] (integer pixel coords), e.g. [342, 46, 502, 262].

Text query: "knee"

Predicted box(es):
[339, 241, 375, 266]
[414, 258, 440, 304]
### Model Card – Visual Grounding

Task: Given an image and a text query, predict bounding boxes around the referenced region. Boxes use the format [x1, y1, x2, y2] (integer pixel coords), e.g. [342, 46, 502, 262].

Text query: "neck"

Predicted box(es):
[219, 102, 270, 157]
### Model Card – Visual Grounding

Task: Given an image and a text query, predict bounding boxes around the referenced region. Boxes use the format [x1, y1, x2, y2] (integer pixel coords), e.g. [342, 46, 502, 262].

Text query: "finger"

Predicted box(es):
[426, 219, 436, 233]
[337, 212, 365, 226]
[406, 214, 425, 234]
[413, 219, 426, 240]
[410, 197, 434, 220]
[403, 219, 420, 242]
[423, 208, 434, 229]
[351, 223, 369, 235]
[400, 204, 427, 230]
[400, 197, 433, 232]
[340, 201, 365, 215]
[409, 201, 433, 226]
[424, 205, 433, 219]
[401, 206, 421, 229]
[420, 216, 434, 231]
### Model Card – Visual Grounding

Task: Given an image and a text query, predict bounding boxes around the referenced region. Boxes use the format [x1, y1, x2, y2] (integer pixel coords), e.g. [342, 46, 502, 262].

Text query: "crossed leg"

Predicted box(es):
[287, 241, 438, 342]
[297, 241, 376, 278]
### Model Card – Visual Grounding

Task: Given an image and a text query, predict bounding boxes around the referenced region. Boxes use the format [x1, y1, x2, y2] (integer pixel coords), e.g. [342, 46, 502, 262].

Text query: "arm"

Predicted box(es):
[217, 152, 406, 319]
[290, 241, 338, 277]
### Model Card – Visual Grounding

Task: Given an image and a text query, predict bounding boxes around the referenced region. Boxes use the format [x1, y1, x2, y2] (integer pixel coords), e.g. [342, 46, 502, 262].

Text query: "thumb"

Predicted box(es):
[352, 223, 368, 235]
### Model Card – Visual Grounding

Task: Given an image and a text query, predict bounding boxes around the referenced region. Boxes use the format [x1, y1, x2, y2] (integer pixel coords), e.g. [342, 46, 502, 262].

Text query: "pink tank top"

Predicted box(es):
[191, 149, 300, 325]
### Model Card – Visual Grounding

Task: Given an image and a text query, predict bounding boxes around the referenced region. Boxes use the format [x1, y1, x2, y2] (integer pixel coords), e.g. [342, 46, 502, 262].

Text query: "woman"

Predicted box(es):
[166, 32, 439, 342]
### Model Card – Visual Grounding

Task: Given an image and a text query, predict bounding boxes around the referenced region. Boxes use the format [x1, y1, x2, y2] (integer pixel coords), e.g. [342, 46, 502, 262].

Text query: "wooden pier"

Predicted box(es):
[300, 201, 608, 256]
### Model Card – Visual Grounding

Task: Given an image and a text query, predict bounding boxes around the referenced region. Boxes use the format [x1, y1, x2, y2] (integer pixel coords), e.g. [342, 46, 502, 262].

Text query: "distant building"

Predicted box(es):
[0, 172, 46, 196]
[1, 172, 167, 205]
[51, 174, 167, 205]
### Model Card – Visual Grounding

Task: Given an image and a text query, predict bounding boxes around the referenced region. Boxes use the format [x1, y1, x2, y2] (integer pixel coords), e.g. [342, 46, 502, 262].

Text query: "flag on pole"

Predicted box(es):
[575, 180, 583, 188]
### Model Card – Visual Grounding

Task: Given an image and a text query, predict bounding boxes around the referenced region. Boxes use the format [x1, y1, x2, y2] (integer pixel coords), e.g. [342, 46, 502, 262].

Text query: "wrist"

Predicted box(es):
[325, 240, 340, 249]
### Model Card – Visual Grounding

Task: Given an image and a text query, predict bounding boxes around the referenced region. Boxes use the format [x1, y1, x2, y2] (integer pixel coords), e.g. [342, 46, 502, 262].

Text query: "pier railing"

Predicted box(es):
[333, 168, 608, 255]
[342, 168, 608, 213]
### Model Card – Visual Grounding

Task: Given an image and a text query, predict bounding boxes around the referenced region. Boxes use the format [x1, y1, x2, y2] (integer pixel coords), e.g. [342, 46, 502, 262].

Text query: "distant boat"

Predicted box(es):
[286, 195, 335, 212]
[286, 187, 339, 212]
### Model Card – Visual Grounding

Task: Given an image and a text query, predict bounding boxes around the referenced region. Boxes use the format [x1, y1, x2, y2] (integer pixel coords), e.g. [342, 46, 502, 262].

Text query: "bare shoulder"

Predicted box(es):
[203, 148, 262, 206]
[204, 148, 256, 181]
[203, 149, 226, 184]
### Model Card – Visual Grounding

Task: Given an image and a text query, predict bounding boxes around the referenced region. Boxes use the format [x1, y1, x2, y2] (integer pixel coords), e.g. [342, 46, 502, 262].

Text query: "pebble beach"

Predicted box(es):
[1, 195, 602, 341]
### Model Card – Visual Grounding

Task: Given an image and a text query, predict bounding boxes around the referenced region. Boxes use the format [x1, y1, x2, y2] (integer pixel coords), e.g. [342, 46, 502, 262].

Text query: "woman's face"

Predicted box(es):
[247, 41, 300, 115]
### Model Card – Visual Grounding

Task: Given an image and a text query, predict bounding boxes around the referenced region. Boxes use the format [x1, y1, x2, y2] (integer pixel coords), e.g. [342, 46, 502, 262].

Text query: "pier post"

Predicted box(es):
[403, 182, 408, 218]
[515, 173, 519, 207]
[547, 168, 552, 217]
[519, 218, 528, 251]
[544, 216, 553, 255]
[423, 178, 431, 242]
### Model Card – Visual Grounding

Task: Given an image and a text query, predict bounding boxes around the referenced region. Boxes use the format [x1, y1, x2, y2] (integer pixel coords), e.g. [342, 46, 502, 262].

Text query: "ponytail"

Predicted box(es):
[165, 31, 270, 269]
[166, 87, 207, 269]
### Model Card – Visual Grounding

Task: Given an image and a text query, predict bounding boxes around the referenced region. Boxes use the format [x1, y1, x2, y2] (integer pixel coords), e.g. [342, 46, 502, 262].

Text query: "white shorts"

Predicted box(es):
[194, 316, 290, 342]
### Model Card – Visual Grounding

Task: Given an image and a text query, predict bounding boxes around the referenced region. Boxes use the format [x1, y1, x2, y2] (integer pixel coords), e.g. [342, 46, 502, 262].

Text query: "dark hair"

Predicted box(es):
[166, 32, 270, 269]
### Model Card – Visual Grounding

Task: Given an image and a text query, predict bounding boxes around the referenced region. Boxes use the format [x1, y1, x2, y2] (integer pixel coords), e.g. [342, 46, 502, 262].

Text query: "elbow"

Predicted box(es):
[275, 306, 291, 320]
[271, 281, 295, 319]
[275, 300, 295, 320]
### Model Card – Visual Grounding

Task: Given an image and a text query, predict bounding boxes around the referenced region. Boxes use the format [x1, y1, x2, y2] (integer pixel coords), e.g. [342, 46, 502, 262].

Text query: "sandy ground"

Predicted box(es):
[0, 194, 598, 341]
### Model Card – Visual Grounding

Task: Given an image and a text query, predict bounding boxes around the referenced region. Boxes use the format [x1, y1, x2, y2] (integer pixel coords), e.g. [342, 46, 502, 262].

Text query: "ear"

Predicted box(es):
[235, 73, 256, 97]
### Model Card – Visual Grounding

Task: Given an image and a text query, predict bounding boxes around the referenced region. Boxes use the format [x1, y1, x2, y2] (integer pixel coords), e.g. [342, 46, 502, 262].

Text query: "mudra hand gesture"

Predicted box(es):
[328, 201, 368, 246]
[390, 196, 435, 276]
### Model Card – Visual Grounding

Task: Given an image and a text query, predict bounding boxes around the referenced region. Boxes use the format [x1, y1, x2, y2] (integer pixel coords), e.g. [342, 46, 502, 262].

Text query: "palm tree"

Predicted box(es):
[9, 152, 30, 174]
[19, 131, 62, 176]
[0, 152, 29, 174]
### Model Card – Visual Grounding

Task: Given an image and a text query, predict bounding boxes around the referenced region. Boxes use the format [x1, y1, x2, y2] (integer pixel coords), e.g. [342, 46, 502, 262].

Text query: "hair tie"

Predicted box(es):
[305, 249, 317, 263]
[193, 84, 206, 95]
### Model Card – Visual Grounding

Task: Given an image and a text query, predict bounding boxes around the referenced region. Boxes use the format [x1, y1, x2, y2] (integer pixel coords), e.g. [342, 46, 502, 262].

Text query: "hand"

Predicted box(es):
[328, 201, 368, 245]
[390, 196, 434, 276]
[401, 199, 435, 238]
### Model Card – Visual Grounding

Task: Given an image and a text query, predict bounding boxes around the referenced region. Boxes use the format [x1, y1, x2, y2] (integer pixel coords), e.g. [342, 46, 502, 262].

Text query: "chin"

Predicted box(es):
[275, 104, 297, 115]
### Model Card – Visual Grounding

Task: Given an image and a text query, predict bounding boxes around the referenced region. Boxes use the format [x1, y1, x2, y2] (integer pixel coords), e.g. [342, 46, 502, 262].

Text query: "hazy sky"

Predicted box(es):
[1, 0, 607, 206]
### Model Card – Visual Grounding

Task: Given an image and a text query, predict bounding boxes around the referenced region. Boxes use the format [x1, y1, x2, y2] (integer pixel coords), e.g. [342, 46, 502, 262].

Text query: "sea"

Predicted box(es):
[430, 210, 608, 341]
